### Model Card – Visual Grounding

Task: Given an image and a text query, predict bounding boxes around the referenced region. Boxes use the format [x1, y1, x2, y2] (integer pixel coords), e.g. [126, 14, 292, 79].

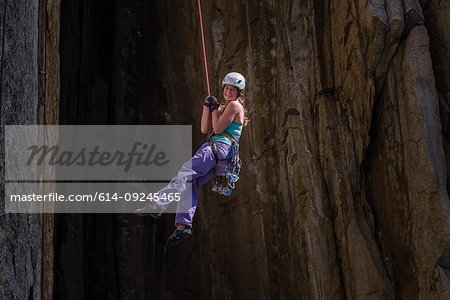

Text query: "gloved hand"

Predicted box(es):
[209, 101, 219, 112]
[204, 96, 219, 112]
[203, 96, 217, 107]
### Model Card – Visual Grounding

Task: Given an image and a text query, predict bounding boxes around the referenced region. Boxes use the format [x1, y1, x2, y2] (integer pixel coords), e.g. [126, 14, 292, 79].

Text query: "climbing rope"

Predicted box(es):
[197, 0, 210, 96]
[196, 2, 242, 196]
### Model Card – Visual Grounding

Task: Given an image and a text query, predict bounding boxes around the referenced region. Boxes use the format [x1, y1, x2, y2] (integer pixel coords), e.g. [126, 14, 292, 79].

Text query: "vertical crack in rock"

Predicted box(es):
[374, 0, 404, 95]
[436, 239, 450, 283]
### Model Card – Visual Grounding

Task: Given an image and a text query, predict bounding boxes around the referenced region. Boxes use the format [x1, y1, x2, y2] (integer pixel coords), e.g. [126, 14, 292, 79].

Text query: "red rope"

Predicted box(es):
[197, 0, 210, 96]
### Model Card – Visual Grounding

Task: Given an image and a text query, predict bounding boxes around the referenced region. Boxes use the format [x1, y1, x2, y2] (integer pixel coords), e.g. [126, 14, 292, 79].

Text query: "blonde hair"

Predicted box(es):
[237, 91, 249, 126]
[220, 89, 249, 126]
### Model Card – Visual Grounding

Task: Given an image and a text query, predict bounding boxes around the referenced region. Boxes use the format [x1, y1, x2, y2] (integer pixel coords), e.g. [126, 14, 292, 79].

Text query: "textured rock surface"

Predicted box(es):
[0, 0, 41, 299]
[369, 24, 448, 299]
[38, 0, 60, 299]
[27, 0, 450, 299]
[423, 0, 450, 199]
[38, 0, 60, 298]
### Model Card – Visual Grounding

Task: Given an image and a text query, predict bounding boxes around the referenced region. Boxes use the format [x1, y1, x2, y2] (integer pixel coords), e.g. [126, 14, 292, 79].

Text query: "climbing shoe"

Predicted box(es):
[135, 203, 162, 219]
[167, 227, 192, 246]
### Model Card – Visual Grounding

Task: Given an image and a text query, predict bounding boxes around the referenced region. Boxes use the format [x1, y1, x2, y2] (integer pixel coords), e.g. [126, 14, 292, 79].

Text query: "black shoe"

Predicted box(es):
[167, 227, 192, 246]
[135, 203, 162, 218]
[148, 212, 162, 219]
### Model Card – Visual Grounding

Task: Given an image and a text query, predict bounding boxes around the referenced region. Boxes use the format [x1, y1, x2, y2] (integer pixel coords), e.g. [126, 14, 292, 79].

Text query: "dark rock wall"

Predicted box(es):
[422, 0, 450, 198]
[0, 0, 41, 299]
[38, 0, 60, 298]
[57, 1, 211, 299]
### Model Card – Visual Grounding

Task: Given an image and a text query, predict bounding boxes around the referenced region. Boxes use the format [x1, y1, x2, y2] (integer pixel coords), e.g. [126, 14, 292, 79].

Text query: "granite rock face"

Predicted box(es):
[0, 1, 41, 299]
[57, 0, 449, 299]
[3, 0, 449, 299]
[161, 1, 449, 298]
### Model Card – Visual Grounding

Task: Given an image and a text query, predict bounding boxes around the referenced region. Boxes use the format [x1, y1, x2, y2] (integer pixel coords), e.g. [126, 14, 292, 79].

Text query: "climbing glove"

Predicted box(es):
[204, 96, 219, 112]
[209, 102, 219, 112]
[204, 96, 216, 107]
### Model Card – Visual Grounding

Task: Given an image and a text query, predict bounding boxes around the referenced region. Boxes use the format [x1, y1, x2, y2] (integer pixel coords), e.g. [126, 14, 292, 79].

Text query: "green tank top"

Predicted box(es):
[212, 122, 243, 145]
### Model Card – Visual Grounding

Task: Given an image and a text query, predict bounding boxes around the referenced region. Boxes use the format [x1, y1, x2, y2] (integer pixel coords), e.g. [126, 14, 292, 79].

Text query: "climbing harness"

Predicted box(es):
[210, 131, 242, 196]
[197, 1, 243, 196]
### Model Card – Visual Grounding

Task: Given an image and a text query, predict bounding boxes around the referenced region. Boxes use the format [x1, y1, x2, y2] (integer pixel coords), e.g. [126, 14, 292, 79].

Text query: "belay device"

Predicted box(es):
[210, 132, 242, 196]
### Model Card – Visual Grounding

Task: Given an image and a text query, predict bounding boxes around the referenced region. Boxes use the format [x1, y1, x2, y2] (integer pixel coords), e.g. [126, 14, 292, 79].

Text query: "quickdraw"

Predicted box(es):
[210, 132, 241, 196]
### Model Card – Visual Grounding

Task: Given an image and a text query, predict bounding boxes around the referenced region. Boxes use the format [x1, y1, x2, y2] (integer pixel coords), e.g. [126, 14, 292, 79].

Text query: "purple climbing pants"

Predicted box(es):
[154, 142, 231, 228]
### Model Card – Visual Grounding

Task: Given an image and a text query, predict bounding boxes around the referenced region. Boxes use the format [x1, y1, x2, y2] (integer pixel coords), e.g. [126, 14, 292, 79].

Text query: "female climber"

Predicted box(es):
[136, 72, 248, 246]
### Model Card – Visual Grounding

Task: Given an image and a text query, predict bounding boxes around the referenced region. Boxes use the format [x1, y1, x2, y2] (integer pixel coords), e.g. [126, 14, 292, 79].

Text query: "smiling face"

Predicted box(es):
[223, 84, 239, 101]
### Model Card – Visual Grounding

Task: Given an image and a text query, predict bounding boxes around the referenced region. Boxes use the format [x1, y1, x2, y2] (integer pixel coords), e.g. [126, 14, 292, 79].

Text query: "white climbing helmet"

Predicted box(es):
[222, 72, 245, 91]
